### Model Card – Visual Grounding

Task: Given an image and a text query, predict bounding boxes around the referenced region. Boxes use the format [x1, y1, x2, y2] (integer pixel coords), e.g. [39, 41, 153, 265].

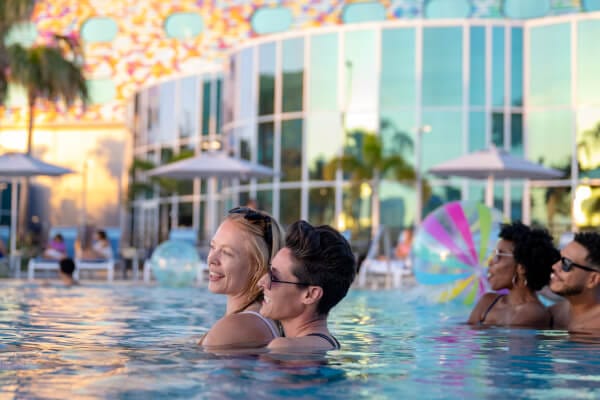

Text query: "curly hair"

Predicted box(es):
[285, 220, 356, 315]
[574, 231, 600, 269]
[499, 222, 559, 291]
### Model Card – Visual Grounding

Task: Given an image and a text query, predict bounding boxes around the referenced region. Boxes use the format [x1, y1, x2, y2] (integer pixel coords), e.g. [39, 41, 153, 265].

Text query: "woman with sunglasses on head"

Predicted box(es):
[467, 222, 559, 328]
[199, 206, 285, 350]
[257, 220, 356, 352]
[548, 232, 600, 333]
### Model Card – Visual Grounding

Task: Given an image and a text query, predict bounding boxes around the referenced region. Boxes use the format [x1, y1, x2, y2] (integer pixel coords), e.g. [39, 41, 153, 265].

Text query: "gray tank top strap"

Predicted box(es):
[240, 310, 279, 338]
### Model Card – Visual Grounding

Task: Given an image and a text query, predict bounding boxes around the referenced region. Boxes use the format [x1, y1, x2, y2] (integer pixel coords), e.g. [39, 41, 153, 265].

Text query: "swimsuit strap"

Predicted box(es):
[239, 310, 279, 339]
[479, 294, 506, 324]
[305, 332, 341, 350]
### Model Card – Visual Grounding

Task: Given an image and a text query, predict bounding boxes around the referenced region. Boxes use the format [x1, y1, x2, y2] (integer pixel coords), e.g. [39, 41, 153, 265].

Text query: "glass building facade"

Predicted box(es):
[128, 12, 600, 249]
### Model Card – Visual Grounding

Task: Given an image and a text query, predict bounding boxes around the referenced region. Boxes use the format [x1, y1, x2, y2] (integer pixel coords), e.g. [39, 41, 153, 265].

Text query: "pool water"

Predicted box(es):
[1, 280, 598, 399]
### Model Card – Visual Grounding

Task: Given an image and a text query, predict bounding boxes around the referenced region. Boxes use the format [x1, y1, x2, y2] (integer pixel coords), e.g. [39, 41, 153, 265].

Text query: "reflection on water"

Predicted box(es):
[0, 281, 599, 399]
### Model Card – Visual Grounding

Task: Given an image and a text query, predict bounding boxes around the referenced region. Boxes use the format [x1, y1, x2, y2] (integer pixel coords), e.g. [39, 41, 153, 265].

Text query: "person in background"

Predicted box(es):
[91, 230, 113, 260]
[43, 233, 68, 260]
[76, 228, 113, 260]
[59, 258, 78, 286]
[199, 207, 285, 350]
[258, 220, 356, 351]
[548, 232, 600, 333]
[467, 222, 559, 328]
[394, 226, 414, 262]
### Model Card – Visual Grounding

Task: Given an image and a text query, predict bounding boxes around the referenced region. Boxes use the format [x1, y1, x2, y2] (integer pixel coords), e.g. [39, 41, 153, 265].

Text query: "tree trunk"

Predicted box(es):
[17, 97, 35, 245]
[370, 170, 381, 240]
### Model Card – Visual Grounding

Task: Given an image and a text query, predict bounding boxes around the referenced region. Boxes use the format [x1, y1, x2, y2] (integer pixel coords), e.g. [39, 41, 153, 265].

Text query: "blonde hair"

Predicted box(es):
[226, 210, 284, 313]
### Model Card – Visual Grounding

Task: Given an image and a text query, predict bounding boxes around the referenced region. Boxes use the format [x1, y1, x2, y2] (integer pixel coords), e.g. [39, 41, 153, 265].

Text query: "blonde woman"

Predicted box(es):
[200, 207, 284, 349]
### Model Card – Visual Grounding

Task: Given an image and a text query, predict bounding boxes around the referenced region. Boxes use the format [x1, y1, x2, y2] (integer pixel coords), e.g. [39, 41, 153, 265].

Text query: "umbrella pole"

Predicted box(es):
[485, 175, 494, 207]
[10, 178, 18, 255]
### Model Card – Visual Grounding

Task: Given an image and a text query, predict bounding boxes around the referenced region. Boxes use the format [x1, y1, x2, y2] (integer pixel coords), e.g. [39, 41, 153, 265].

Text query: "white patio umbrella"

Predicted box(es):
[146, 151, 277, 238]
[0, 152, 74, 256]
[428, 145, 563, 207]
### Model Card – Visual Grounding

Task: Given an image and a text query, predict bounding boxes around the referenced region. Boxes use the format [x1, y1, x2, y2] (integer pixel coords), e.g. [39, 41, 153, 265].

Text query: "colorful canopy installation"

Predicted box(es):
[412, 201, 504, 305]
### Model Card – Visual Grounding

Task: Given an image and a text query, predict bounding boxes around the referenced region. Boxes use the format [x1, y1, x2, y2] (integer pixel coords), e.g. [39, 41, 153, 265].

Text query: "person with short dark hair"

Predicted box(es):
[548, 232, 600, 333]
[258, 220, 356, 351]
[59, 258, 78, 286]
[467, 222, 559, 328]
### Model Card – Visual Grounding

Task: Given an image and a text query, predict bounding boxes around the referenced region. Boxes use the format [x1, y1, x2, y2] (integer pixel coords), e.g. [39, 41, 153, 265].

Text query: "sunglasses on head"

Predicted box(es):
[559, 256, 599, 273]
[228, 206, 273, 256]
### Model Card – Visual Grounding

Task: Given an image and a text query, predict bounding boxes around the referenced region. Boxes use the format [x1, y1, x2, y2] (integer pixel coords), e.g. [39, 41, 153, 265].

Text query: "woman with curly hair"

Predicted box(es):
[468, 222, 559, 328]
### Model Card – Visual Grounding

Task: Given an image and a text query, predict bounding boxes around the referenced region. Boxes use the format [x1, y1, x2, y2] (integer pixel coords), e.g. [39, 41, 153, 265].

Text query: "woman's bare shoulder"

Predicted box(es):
[202, 313, 274, 349]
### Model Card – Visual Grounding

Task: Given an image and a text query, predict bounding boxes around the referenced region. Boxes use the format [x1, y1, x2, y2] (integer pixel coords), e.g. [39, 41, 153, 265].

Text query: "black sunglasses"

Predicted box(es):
[560, 256, 599, 273]
[228, 207, 273, 256]
[267, 268, 310, 290]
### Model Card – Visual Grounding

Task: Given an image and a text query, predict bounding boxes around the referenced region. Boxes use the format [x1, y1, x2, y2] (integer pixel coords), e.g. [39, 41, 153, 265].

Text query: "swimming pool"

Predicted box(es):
[1, 280, 598, 399]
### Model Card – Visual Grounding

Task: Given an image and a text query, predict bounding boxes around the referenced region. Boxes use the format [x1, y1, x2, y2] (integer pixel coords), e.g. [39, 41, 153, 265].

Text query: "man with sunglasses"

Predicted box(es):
[258, 220, 356, 351]
[549, 232, 600, 333]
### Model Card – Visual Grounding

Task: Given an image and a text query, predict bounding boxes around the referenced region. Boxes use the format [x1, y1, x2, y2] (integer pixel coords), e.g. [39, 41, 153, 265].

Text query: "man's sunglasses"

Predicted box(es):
[228, 207, 273, 256]
[560, 256, 600, 273]
[266, 268, 310, 290]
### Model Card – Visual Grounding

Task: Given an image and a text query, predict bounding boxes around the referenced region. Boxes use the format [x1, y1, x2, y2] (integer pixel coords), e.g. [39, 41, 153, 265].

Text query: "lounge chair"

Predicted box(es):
[357, 226, 411, 289]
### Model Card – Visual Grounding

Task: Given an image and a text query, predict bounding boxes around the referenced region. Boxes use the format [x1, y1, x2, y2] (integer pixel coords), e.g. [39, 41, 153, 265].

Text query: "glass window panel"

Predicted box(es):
[422, 27, 463, 106]
[530, 185, 572, 239]
[469, 26, 485, 107]
[577, 20, 600, 106]
[258, 121, 274, 170]
[510, 183, 523, 222]
[381, 28, 416, 109]
[216, 79, 222, 133]
[223, 56, 235, 125]
[282, 38, 304, 113]
[307, 113, 342, 180]
[177, 202, 193, 227]
[239, 48, 254, 120]
[491, 112, 504, 147]
[379, 110, 415, 162]
[81, 17, 118, 42]
[164, 12, 203, 39]
[345, 30, 378, 113]
[259, 43, 276, 116]
[237, 124, 253, 161]
[309, 186, 336, 226]
[529, 23, 571, 107]
[576, 108, 600, 171]
[281, 119, 303, 181]
[309, 33, 338, 111]
[280, 188, 301, 227]
[342, 185, 370, 241]
[179, 76, 198, 139]
[469, 111, 486, 151]
[424, 184, 462, 217]
[492, 27, 505, 107]
[421, 111, 463, 174]
[511, 27, 523, 106]
[202, 80, 211, 136]
[147, 86, 159, 144]
[256, 190, 273, 214]
[380, 182, 415, 229]
[159, 82, 176, 144]
[511, 113, 523, 156]
[527, 110, 573, 170]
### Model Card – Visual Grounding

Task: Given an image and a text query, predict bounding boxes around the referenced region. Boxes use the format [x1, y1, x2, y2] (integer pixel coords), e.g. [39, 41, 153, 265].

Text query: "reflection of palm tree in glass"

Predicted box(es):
[576, 122, 600, 226]
[324, 130, 416, 238]
[543, 158, 571, 234]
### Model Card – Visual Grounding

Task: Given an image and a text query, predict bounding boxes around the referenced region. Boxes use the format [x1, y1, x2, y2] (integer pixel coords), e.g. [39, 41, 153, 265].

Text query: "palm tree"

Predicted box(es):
[7, 37, 88, 154]
[6, 35, 88, 243]
[0, 0, 36, 103]
[324, 130, 418, 239]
